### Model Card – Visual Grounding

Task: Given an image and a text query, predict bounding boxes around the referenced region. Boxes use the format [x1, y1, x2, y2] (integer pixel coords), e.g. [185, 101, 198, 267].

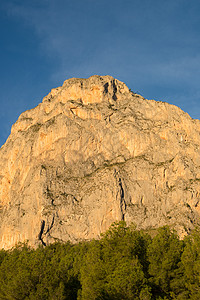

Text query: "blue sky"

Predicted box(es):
[1, 0, 200, 147]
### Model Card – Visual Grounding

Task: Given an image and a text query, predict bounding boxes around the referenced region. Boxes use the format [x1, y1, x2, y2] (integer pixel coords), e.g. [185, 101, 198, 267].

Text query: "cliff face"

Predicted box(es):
[1, 75, 200, 249]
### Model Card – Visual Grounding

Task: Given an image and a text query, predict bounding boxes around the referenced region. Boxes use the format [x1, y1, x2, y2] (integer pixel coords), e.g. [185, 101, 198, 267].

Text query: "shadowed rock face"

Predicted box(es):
[1, 75, 200, 249]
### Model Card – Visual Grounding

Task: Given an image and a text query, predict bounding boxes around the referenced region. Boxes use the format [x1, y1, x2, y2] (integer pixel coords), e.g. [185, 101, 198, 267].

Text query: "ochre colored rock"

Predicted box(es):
[1, 75, 200, 249]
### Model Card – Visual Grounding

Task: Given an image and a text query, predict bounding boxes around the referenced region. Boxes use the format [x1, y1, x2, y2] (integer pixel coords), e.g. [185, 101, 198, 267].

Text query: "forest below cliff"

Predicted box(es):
[0, 222, 199, 300]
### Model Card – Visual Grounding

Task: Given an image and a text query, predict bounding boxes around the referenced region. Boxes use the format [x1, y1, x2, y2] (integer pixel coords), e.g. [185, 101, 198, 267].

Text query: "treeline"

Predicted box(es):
[0, 222, 200, 299]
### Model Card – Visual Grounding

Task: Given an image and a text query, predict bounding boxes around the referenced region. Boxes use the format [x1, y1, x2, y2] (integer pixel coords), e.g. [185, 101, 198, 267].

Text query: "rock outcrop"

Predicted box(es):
[1, 75, 200, 249]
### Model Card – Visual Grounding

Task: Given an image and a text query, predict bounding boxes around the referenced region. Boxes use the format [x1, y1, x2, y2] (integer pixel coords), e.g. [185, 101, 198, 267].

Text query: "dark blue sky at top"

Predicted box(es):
[1, 0, 200, 147]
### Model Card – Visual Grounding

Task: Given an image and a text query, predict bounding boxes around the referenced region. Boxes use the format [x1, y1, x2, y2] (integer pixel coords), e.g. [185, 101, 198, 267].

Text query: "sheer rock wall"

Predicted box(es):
[1, 75, 200, 249]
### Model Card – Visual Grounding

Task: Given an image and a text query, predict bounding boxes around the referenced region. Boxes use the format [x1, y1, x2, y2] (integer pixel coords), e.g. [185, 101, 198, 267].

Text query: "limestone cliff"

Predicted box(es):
[1, 75, 200, 249]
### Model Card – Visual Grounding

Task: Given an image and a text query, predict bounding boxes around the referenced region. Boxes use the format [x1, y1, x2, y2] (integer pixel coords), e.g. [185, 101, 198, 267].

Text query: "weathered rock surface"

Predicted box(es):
[1, 75, 200, 249]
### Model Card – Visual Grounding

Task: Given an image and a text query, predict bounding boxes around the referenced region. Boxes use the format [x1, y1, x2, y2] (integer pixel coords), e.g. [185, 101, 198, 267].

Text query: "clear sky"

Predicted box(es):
[1, 0, 200, 147]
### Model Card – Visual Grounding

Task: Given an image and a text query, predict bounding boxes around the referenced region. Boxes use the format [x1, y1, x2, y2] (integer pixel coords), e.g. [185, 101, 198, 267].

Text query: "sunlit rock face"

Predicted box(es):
[1, 75, 200, 249]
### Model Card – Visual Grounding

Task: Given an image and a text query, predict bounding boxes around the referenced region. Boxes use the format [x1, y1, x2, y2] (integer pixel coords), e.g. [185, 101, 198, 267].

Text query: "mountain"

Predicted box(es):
[0, 75, 200, 249]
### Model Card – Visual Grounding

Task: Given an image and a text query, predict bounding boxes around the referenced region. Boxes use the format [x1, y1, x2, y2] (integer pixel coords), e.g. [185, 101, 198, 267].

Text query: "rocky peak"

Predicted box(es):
[44, 75, 130, 104]
[10, 75, 131, 135]
[1, 75, 200, 249]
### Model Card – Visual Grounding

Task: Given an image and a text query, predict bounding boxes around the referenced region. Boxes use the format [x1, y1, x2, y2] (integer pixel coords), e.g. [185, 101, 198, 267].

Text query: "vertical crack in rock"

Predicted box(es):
[114, 169, 126, 220]
[38, 220, 46, 246]
[45, 214, 55, 235]
[112, 80, 118, 101]
[38, 214, 55, 246]
[104, 82, 109, 94]
[118, 177, 126, 220]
